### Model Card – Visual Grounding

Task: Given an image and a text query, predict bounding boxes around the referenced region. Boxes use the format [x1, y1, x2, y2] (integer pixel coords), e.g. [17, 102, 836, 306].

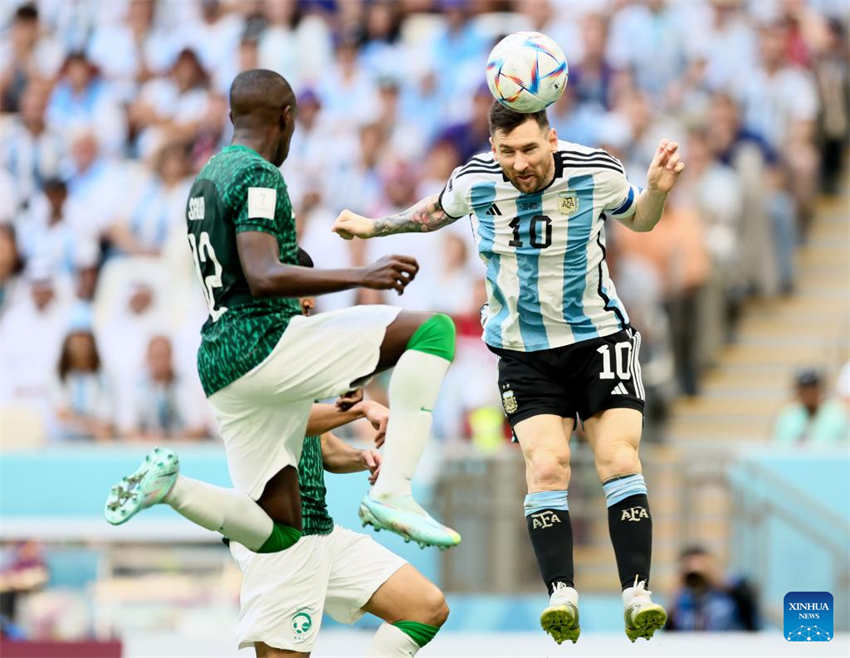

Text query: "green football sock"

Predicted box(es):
[257, 522, 302, 553]
[392, 620, 440, 648]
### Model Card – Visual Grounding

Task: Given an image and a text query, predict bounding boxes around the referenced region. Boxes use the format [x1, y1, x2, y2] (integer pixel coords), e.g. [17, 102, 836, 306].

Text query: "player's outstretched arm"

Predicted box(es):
[237, 231, 418, 296]
[333, 194, 458, 240]
[305, 396, 388, 441]
[621, 139, 686, 233]
[320, 432, 382, 484]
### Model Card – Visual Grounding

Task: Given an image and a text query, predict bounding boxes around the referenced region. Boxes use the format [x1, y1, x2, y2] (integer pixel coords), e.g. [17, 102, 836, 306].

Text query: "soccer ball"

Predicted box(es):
[486, 31, 568, 114]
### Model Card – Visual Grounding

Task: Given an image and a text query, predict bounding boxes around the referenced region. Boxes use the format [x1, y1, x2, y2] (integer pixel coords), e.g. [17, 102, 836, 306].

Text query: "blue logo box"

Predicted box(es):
[784, 592, 833, 642]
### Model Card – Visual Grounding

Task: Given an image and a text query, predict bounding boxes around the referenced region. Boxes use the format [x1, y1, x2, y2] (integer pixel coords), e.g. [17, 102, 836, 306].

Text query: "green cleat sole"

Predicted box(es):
[541, 605, 580, 645]
[625, 604, 667, 642]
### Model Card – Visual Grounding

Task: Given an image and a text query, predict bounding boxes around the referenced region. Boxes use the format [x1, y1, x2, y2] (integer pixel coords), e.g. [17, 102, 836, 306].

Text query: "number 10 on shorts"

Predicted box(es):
[597, 341, 633, 380]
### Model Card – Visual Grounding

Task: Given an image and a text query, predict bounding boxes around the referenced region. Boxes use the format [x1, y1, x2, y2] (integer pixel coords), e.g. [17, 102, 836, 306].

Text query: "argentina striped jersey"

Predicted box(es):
[438, 140, 639, 352]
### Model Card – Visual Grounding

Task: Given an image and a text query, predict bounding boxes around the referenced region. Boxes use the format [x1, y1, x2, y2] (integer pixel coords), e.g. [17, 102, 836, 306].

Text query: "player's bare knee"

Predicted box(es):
[421, 585, 449, 627]
[527, 451, 571, 490]
[595, 444, 641, 481]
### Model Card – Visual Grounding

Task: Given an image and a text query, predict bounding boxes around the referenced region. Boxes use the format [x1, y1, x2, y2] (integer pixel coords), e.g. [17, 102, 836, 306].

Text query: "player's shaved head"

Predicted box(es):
[228, 69, 297, 166]
[230, 69, 294, 126]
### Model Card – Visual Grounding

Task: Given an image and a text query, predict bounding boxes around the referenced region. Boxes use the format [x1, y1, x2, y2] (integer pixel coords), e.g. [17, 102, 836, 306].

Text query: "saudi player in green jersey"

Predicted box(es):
[228, 277, 448, 657]
[104, 69, 460, 555]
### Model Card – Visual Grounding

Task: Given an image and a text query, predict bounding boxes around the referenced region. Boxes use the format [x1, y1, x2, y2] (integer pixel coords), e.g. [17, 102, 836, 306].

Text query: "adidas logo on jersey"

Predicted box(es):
[486, 203, 502, 216]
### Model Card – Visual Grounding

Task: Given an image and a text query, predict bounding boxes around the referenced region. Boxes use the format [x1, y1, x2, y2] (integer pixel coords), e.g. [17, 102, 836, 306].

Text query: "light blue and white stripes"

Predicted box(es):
[524, 490, 569, 516]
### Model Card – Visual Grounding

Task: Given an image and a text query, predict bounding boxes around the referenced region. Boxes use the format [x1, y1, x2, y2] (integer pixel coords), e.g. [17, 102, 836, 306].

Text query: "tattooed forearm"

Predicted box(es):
[372, 195, 457, 236]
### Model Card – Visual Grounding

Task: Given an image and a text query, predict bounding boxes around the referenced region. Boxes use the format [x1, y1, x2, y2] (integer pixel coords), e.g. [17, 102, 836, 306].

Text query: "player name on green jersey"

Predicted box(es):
[186, 144, 301, 396]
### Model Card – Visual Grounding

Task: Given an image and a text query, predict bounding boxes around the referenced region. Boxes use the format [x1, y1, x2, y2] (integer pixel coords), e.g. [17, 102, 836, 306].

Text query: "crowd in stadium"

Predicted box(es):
[0, 0, 847, 444]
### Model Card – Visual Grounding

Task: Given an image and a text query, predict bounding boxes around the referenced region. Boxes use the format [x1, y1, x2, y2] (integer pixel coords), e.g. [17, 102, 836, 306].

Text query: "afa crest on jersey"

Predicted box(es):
[558, 192, 578, 216]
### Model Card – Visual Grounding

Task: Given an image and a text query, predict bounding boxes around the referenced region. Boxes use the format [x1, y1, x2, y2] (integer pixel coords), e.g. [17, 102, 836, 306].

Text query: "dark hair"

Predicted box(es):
[679, 544, 710, 560]
[488, 101, 549, 136]
[57, 330, 101, 381]
[296, 247, 313, 268]
[15, 3, 38, 22]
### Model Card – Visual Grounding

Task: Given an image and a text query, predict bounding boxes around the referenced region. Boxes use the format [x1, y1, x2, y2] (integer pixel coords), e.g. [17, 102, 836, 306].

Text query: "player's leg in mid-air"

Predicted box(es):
[105, 304, 457, 552]
[357, 310, 460, 548]
[513, 414, 581, 645]
[584, 406, 667, 642]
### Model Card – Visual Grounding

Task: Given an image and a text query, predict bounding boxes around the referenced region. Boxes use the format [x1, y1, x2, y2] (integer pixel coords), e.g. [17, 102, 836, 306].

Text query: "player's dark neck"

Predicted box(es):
[230, 131, 278, 165]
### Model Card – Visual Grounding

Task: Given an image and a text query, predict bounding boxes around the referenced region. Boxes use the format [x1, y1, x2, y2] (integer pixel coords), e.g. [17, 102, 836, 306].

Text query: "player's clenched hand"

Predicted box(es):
[333, 209, 375, 240]
[646, 139, 685, 194]
[360, 255, 418, 294]
[361, 449, 382, 485]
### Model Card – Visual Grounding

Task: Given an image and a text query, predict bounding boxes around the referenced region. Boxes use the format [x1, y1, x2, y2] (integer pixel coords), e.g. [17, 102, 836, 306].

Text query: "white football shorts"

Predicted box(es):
[208, 305, 401, 499]
[230, 524, 407, 651]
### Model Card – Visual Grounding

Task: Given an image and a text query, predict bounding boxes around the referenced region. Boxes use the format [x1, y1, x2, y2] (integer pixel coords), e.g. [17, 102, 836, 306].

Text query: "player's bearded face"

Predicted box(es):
[491, 122, 557, 194]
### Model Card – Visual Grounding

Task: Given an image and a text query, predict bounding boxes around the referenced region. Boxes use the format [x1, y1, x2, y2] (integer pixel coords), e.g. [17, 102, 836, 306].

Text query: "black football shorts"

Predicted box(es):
[490, 327, 645, 427]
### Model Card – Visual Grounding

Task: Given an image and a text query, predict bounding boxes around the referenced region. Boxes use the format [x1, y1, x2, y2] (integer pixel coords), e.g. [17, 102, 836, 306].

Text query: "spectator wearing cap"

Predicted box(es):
[53, 309, 113, 441]
[773, 369, 849, 445]
[1, 80, 64, 210]
[46, 51, 127, 156]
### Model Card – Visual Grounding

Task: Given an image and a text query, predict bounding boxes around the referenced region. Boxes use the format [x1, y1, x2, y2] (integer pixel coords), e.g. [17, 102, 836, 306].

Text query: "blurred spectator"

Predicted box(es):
[613, 196, 710, 396]
[667, 545, 760, 631]
[86, 0, 175, 102]
[317, 33, 378, 128]
[773, 368, 849, 445]
[130, 47, 210, 158]
[118, 334, 208, 439]
[17, 178, 98, 286]
[0, 3, 63, 112]
[0, 224, 24, 314]
[53, 323, 112, 441]
[0, 541, 48, 628]
[63, 127, 126, 240]
[107, 142, 192, 256]
[46, 51, 126, 156]
[813, 17, 850, 195]
[1, 80, 64, 209]
[178, 0, 243, 89]
[0, 268, 71, 414]
[738, 21, 819, 224]
[430, 0, 488, 103]
[571, 13, 616, 110]
[434, 82, 492, 162]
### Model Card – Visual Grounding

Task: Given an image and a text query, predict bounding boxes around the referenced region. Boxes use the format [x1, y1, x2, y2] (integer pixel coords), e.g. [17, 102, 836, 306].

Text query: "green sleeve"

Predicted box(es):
[772, 405, 806, 444]
[232, 164, 289, 236]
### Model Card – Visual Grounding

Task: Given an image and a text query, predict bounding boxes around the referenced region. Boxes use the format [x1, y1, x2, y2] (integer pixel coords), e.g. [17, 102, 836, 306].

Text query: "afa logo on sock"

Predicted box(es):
[784, 592, 832, 642]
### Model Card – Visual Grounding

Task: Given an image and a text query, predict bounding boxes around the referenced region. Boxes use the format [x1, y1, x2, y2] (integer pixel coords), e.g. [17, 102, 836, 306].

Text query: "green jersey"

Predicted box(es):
[186, 144, 301, 396]
[299, 435, 334, 536]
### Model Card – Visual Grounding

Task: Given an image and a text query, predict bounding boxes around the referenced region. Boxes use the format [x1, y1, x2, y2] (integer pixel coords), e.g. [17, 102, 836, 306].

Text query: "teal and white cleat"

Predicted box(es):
[358, 493, 461, 549]
[622, 577, 667, 642]
[540, 582, 580, 644]
[104, 447, 179, 525]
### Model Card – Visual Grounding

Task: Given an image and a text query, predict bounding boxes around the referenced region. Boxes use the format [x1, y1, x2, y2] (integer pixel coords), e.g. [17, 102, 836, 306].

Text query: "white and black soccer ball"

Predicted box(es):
[486, 31, 568, 114]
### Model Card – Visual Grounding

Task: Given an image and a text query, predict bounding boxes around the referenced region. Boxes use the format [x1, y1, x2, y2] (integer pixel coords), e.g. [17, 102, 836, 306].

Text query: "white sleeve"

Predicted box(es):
[437, 166, 472, 219]
[600, 167, 640, 220]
